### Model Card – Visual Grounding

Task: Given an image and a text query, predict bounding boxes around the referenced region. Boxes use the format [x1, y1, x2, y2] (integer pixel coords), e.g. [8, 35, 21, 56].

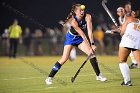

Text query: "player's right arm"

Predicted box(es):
[71, 19, 91, 49]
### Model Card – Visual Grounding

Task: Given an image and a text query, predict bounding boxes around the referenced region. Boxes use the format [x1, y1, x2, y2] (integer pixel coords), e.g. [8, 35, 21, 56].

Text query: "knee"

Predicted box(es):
[59, 56, 69, 64]
[119, 59, 127, 63]
[118, 56, 127, 63]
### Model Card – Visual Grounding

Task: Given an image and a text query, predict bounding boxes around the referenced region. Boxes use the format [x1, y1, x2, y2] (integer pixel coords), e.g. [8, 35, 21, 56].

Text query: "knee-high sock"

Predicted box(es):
[119, 63, 130, 83]
[48, 61, 62, 78]
[90, 57, 100, 76]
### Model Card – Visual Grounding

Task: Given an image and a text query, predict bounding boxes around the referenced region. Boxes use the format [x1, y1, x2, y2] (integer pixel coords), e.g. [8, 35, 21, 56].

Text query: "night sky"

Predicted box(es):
[0, 0, 139, 35]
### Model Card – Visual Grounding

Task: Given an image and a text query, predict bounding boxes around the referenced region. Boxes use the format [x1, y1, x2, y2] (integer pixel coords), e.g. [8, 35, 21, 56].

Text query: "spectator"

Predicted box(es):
[8, 19, 22, 58]
[47, 28, 58, 55]
[23, 27, 32, 56]
[110, 24, 121, 54]
[34, 29, 43, 55]
[1, 29, 9, 56]
[93, 26, 105, 55]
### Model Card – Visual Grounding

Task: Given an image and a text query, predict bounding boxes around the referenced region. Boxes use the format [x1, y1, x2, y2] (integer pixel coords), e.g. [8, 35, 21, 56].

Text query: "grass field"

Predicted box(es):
[0, 56, 140, 93]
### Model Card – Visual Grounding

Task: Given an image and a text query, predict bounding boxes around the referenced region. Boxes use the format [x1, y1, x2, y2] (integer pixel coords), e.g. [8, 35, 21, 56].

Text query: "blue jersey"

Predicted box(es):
[70, 15, 87, 35]
[64, 15, 87, 46]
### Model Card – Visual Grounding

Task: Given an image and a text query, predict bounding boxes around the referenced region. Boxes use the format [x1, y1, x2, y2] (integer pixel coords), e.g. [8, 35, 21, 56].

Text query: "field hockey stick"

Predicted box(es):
[102, 0, 119, 29]
[105, 29, 120, 33]
[71, 52, 93, 83]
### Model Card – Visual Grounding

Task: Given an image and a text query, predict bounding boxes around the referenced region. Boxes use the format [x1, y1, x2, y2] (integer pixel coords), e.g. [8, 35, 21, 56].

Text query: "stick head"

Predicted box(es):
[71, 77, 75, 83]
[103, 0, 107, 3]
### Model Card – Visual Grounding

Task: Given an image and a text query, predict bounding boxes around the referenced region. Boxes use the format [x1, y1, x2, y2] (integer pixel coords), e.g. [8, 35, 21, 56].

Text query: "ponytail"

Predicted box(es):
[64, 4, 81, 24]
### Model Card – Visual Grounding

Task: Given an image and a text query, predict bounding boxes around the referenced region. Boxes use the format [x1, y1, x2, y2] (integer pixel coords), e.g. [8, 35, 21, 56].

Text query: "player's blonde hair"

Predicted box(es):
[64, 4, 81, 24]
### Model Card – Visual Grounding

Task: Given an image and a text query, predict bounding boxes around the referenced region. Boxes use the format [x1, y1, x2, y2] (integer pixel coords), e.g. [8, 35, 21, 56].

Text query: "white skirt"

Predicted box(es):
[119, 33, 140, 50]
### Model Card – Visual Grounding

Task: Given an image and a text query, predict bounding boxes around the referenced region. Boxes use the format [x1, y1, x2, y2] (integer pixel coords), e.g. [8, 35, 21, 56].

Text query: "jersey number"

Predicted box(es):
[134, 24, 140, 31]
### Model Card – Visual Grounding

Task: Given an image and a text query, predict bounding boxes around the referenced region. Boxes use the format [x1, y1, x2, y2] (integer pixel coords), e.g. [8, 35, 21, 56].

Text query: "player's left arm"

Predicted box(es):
[86, 14, 96, 51]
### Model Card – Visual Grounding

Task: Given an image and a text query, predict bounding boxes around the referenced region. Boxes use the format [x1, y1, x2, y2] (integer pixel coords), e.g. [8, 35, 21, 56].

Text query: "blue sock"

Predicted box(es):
[48, 62, 62, 77]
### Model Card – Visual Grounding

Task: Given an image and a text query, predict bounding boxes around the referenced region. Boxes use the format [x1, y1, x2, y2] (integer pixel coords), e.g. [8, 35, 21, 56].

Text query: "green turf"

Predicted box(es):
[0, 56, 140, 93]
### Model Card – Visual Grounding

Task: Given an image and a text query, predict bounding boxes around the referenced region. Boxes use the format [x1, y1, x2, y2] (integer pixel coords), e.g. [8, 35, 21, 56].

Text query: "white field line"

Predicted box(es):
[1, 77, 42, 80]
[0, 72, 139, 81]
[0, 74, 93, 81]
[0, 73, 99, 81]
[46, 87, 57, 89]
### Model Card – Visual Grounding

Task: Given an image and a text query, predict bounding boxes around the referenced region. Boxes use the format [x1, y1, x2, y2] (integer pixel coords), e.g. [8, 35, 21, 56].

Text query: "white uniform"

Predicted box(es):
[119, 20, 140, 50]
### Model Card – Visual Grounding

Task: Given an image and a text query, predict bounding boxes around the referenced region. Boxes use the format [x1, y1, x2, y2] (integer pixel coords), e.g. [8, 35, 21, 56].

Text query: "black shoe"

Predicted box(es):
[121, 81, 132, 86]
[129, 63, 138, 69]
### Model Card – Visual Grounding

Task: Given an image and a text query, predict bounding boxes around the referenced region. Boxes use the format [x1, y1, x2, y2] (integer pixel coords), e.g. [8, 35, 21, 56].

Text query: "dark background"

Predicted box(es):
[0, 0, 139, 34]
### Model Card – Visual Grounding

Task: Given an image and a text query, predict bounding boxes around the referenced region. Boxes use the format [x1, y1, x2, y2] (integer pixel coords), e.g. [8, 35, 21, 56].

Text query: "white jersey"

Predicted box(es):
[119, 19, 140, 50]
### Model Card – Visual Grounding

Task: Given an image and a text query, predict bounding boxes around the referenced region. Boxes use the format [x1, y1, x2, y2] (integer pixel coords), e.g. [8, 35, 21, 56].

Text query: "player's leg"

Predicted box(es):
[45, 45, 73, 85]
[9, 39, 14, 58]
[129, 51, 138, 69]
[78, 41, 107, 82]
[13, 39, 18, 58]
[132, 50, 140, 68]
[118, 47, 132, 86]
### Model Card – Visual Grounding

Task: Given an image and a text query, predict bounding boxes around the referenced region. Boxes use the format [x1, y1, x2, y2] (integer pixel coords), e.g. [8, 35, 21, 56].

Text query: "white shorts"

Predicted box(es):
[119, 33, 140, 50]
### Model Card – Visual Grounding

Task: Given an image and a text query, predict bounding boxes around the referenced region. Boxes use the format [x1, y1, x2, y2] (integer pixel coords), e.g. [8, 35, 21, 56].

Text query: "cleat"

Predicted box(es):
[45, 77, 53, 85]
[121, 81, 132, 86]
[96, 73, 107, 82]
[129, 63, 138, 69]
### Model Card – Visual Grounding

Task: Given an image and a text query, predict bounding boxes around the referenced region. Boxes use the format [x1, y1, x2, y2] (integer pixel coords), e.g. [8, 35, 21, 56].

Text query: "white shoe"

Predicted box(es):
[45, 77, 52, 85]
[96, 73, 107, 82]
